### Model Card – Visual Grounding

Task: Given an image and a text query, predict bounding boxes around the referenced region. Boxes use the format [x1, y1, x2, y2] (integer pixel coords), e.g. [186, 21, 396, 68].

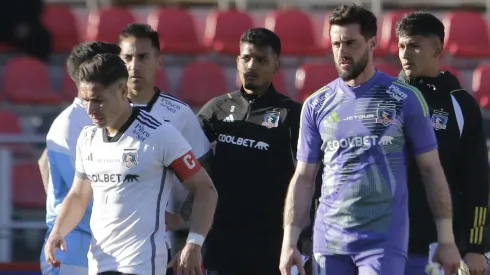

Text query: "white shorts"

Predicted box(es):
[41, 262, 88, 275]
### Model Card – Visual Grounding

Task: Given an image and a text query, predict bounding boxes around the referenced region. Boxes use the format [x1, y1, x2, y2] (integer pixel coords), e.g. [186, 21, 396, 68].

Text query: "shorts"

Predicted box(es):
[40, 229, 91, 275]
[313, 249, 407, 275]
[405, 253, 428, 275]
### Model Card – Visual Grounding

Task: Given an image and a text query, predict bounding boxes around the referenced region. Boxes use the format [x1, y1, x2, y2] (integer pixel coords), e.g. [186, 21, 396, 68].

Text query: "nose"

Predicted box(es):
[86, 101, 98, 115]
[245, 57, 258, 70]
[127, 57, 141, 73]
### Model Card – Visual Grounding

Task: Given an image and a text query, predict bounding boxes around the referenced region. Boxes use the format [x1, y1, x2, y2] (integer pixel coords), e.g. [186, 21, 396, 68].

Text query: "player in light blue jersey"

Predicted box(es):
[40, 42, 121, 275]
[279, 4, 461, 275]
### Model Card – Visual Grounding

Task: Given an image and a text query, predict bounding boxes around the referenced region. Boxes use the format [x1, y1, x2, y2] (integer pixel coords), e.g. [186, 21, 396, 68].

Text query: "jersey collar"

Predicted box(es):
[102, 107, 139, 143]
[128, 87, 161, 112]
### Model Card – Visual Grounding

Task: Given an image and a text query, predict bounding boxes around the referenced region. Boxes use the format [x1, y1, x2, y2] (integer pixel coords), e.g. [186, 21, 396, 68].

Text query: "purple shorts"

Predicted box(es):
[313, 249, 407, 275]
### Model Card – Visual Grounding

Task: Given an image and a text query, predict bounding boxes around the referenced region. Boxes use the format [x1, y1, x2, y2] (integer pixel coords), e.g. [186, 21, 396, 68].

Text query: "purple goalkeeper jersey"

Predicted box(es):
[297, 71, 437, 255]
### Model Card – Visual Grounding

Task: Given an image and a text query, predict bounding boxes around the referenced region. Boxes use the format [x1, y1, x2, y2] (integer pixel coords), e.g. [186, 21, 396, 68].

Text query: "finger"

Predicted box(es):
[195, 266, 203, 275]
[298, 263, 306, 275]
[167, 257, 176, 269]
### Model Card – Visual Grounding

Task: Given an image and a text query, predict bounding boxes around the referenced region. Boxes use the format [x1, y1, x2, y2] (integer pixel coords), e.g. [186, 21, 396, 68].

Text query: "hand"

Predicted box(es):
[432, 242, 462, 275]
[279, 244, 305, 275]
[464, 252, 487, 275]
[165, 211, 184, 231]
[44, 231, 66, 267]
[168, 243, 202, 275]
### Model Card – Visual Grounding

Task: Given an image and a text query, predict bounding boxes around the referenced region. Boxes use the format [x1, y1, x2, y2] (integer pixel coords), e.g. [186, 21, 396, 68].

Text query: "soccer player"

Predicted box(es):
[40, 41, 121, 275]
[279, 4, 461, 275]
[43, 53, 217, 275]
[197, 28, 302, 275]
[396, 12, 489, 275]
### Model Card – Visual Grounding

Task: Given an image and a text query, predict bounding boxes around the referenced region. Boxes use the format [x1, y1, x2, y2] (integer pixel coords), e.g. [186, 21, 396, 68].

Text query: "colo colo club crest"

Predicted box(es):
[262, 111, 280, 128]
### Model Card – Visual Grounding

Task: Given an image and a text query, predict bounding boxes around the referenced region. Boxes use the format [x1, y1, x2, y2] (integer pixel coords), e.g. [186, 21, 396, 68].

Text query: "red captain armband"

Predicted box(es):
[170, 151, 202, 181]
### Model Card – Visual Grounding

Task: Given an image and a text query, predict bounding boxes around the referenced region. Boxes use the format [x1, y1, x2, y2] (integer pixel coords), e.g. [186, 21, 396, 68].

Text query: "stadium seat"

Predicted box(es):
[295, 62, 337, 102]
[148, 8, 207, 54]
[203, 9, 254, 55]
[12, 162, 46, 208]
[376, 62, 400, 77]
[177, 61, 227, 106]
[440, 63, 461, 82]
[443, 11, 490, 58]
[234, 70, 288, 96]
[472, 64, 490, 109]
[86, 6, 135, 43]
[0, 111, 21, 134]
[379, 10, 411, 56]
[264, 9, 324, 56]
[2, 57, 61, 104]
[61, 69, 77, 101]
[41, 5, 80, 52]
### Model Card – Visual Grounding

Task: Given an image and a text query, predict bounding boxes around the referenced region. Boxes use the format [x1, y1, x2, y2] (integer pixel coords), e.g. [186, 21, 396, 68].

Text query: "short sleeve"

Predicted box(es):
[402, 86, 438, 155]
[296, 97, 323, 163]
[74, 128, 88, 179]
[179, 106, 211, 159]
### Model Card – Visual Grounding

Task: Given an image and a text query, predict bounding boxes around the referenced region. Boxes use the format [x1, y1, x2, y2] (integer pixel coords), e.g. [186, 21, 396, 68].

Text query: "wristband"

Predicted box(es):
[435, 219, 455, 244]
[186, 232, 205, 246]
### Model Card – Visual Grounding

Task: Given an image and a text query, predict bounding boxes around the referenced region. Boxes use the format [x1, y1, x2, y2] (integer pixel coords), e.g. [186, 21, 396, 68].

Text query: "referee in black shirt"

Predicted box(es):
[396, 11, 489, 275]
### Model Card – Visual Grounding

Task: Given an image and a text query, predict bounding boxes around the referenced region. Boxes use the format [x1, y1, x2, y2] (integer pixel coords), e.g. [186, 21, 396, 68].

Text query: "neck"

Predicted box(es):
[243, 84, 270, 96]
[106, 102, 132, 136]
[421, 64, 440, 78]
[344, 62, 376, 87]
[128, 86, 155, 105]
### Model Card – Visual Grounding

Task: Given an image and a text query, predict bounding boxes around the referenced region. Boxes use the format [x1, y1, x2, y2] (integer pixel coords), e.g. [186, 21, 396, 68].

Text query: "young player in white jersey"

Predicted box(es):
[43, 54, 218, 275]
[40, 42, 121, 275]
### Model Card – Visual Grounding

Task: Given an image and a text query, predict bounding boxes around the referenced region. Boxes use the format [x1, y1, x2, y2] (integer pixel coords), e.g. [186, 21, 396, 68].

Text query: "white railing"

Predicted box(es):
[0, 135, 47, 263]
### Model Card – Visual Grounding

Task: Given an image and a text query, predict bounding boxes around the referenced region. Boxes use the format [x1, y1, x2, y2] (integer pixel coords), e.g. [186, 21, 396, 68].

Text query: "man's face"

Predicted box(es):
[79, 80, 128, 128]
[398, 35, 440, 78]
[120, 37, 160, 92]
[236, 42, 279, 92]
[330, 24, 373, 81]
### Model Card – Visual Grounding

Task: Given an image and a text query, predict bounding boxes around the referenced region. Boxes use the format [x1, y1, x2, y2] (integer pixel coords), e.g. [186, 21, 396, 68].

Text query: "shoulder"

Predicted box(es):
[450, 89, 481, 116]
[77, 125, 97, 145]
[47, 103, 91, 149]
[303, 85, 332, 112]
[199, 91, 240, 114]
[157, 92, 189, 108]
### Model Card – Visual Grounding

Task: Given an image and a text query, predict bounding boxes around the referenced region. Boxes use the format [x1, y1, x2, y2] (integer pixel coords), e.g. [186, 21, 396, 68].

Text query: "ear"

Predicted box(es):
[274, 58, 280, 74]
[236, 55, 240, 71]
[370, 37, 377, 51]
[157, 53, 164, 68]
[120, 82, 128, 99]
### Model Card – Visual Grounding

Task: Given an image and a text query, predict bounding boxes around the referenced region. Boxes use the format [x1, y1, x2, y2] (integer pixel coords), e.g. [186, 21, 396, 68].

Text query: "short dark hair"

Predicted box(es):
[395, 11, 445, 45]
[67, 42, 121, 84]
[79, 54, 129, 88]
[329, 4, 377, 39]
[119, 23, 160, 50]
[240, 28, 281, 56]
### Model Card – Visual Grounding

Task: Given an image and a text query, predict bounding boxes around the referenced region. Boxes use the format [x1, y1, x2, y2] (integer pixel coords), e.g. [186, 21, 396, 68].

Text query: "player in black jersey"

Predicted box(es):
[198, 28, 302, 275]
[396, 11, 489, 275]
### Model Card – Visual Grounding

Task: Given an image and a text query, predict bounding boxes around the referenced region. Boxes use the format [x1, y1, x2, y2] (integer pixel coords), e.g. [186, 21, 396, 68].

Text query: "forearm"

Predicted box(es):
[38, 149, 49, 193]
[283, 175, 315, 246]
[463, 178, 488, 253]
[51, 193, 90, 237]
[179, 192, 194, 221]
[188, 185, 217, 237]
[421, 166, 454, 243]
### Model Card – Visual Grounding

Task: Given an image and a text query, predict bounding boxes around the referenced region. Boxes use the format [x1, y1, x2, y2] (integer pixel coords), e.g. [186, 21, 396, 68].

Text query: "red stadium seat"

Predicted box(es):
[148, 8, 207, 54]
[177, 61, 227, 106]
[203, 9, 254, 55]
[2, 57, 61, 104]
[440, 63, 461, 82]
[265, 9, 324, 56]
[379, 10, 411, 56]
[86, 6, 135, 43]
[472, 64, 490, 109]
[42, 5, 80, 52]
[12, 162, 46, 208]
[376, 62, 400, 77]
[443, 11, 490, 57]
[0, 111, 21, 134]
[295, 62, 337, 102]
[235, 70, 288, 96]
[61, 69, 77, 101]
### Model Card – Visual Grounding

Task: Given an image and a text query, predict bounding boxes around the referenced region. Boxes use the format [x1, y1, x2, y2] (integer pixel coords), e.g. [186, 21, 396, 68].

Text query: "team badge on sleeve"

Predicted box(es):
[431, 110, 449, 130]
[376, 105, 396, 126]
[262, 111, 280, 128]
[122, 150, 138, 168]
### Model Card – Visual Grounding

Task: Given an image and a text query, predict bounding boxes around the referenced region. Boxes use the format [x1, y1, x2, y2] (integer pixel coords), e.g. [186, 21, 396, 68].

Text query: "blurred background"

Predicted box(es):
[1, 0, 490, 272]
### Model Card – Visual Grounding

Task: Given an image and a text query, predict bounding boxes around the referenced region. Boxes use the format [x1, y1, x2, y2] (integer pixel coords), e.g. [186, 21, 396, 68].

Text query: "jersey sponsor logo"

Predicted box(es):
[262, 111, 280, 128]
[132, 123, 150, 142]
[123, 174, 140, 182]
[378, 136, 394, 145]
[376, 105, 397, 126]
[223, 114, 234, 122]
[160, 97, 182, 113]
[217, 134, 269, 151]
[343, 114, 375, 121]
[431, 110, 448, 130]
[89, 173, 123, 183]
[122, 150, 138, 168]
[326, 136, 379, 151]
[386, 84, 408, 101]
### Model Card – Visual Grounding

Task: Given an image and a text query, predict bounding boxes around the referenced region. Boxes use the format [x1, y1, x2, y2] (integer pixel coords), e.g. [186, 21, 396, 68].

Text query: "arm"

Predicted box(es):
[196, 98, 218, 143]
[283, 96, 323, 246]
[38, 148, 49, 193]
[288, 101, 302, 161]
[51, 134, 93, 237]
[403, 86, 454, 243]
[455, 91, 489, 254]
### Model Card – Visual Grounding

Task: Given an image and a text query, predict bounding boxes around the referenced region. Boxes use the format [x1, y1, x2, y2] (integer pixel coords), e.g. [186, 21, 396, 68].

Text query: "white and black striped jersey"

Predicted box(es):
[75, 108, 202, 275]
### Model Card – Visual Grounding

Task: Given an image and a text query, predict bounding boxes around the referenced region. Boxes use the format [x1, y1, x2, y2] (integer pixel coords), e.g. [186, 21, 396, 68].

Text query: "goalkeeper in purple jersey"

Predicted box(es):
[279, 4, 461, 275]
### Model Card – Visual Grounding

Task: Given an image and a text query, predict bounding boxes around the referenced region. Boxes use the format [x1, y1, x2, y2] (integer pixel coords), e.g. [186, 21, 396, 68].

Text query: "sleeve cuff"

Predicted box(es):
[465, 243, 486, 255]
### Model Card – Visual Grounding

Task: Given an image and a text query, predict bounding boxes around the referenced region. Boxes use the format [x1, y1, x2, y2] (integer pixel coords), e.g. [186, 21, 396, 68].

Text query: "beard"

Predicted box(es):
[336, 50, 369, 82]
[243, 81, 261, 91]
